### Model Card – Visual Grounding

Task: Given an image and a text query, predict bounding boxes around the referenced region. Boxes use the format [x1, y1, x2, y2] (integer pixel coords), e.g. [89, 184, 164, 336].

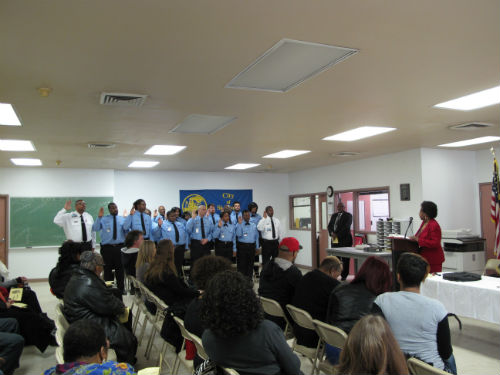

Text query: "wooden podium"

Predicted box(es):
[389, 237, 419, 290]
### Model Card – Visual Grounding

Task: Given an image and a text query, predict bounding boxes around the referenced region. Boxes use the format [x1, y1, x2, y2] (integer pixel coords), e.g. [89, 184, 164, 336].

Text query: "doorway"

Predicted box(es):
[479, 183, 496, 260]
[314, 193, 329, 268]
[0, 195, 8, 265]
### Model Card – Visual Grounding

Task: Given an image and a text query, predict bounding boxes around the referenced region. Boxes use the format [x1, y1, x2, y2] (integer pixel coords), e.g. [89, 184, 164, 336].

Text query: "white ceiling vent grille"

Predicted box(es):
[88, 143, 116, 149]
[449, 122, 494, 131]
[100, 92, 147, 107]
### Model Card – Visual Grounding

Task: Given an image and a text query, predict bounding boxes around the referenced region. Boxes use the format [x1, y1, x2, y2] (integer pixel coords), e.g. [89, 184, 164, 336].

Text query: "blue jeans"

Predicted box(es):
[443, 354, 457, 375]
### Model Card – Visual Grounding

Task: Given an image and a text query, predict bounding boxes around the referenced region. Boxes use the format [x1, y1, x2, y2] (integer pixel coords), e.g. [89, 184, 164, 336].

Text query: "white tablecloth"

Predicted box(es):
[421, 274, 500, 324]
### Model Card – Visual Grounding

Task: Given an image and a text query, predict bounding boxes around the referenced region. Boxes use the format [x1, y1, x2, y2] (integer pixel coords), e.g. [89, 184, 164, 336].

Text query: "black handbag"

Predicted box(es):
[442, 272, 481, 282]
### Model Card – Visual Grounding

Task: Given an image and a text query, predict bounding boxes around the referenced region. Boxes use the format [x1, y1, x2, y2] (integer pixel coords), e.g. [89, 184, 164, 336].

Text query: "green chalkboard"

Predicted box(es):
[10, 197, 113, 248]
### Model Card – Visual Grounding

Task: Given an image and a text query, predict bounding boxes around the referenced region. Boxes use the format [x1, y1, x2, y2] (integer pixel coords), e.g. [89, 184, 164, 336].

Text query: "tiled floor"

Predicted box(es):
[17, 281, 500, 375]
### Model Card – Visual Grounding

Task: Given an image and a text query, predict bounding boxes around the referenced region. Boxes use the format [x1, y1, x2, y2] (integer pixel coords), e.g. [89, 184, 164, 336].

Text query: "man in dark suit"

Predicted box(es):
[327, 202, 353, 280]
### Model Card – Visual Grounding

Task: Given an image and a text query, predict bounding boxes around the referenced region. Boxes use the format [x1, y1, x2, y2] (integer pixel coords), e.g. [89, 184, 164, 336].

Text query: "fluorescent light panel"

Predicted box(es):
[128, 161, 159, 168]
[145, 145, 186, 155]
[434, 85, 500, 111]
[263, 150, 310, 159]
[0, 103, 21, 126]
[170, 114, 236, 135]
[438, 136, 500, 148]
[0, 140, 35, 151]
[225, 163, 260, 170]
[10, 158, 41, 166]
[226, 38, 358, 93]
[323, 126, 396, 141]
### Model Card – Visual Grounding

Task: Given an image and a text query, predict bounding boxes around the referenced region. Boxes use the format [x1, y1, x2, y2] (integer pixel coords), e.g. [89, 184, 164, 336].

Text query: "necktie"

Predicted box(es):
[334, 213, 342, 232]
[271, 217, 276, 239]
[200, 217, 206, 239]
[140, 213, 146, 235]
[81, 215, 87, 242]
[211, 214, 215, 225]
[112, 215, 117, 240]
[173, 223, 180, 243]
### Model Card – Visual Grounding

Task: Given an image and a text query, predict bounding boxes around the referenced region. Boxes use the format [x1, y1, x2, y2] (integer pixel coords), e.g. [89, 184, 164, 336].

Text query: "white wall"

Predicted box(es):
[420, 148, 478, 232]
[1, 168, 288, 278]
[288, 149, 424, 267]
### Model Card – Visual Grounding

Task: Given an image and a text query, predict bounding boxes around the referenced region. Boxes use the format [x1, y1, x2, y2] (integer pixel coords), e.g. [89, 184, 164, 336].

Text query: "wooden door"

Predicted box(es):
[479, 183, 496, 260]
[0, 195, 7, 265]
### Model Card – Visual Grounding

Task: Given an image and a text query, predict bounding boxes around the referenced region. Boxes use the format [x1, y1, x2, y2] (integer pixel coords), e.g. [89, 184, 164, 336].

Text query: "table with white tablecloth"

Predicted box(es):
[420, 274, 500, 325]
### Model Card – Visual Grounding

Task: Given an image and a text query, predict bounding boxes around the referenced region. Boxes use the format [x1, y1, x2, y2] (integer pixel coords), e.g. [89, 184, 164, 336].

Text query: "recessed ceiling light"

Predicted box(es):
[323, 126, 396, 141]
[226, 38, 358, 93]
[225, 163, 261, 170]
[170, 114, 237, 135]
[144, 145, 186, 155]
[0, 103, 21, 126]
[434, 85, 500, 111]
[438, 136, 500, 148]
[0, 140, 35, 151]
[263, 150, 311, 159]
[10, 158, 42, 166]
[128, 161, 159, 168]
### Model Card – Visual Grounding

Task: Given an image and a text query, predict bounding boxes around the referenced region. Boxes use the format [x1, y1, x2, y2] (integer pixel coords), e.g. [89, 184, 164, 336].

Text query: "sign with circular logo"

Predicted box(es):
[182, 193, 207, 213]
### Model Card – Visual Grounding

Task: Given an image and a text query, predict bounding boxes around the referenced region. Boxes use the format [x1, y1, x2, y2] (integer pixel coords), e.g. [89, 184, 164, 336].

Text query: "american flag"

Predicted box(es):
[491, 157, 500, 258]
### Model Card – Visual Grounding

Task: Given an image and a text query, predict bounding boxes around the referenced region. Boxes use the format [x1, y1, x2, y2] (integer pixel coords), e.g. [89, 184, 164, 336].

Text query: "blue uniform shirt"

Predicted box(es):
[186, 216, 214, 241]
[236, 221, 259, 248]
[249, 213, 262, 226]
[123, 211, 159, 240]
[230, 211, 242, 224]
[153, 214, 166, 224]
[92, 215, 126, 245]
[213, 222, 236, 251]
[207, 213, 220, 227]
[159, 220, 188, 248]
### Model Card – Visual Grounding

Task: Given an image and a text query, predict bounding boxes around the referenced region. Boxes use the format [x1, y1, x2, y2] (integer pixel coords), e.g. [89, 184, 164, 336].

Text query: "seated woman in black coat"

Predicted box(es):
[63, 251, 137, 365]
[143, 239, 199, 310]
[325, 255, 392, 364]
[49, 241, 84, 299]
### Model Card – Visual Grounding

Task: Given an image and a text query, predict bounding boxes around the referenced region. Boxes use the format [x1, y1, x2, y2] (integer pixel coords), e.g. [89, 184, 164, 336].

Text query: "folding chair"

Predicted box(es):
[136, 282, 160, 350]
[128, 275, 148, 334]
[221, 367, 240, 375]
[172, 316, 194, 375]
[189, 332, 208, 361]
[312, 319, 348, 375]
[407, 357, 450, 375]
[286, 304, 323, 374]
[259, 296, 294, 339]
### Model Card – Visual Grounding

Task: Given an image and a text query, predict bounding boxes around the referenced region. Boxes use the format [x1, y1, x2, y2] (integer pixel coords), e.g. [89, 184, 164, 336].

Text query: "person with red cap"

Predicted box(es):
[258, 237, 303, 330]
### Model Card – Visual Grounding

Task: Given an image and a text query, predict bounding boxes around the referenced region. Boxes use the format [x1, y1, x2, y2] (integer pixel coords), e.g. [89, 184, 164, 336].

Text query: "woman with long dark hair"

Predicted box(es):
[49, 240, 84, 299]
[201, 270, 302, 375]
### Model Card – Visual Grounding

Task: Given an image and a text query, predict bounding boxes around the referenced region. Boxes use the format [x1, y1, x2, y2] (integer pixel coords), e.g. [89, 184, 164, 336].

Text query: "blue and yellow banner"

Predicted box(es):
[180, 189, 253, 214]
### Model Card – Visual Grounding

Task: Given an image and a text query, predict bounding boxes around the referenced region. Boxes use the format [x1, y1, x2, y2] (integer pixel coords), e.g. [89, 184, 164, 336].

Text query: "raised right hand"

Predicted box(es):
[238, 216, 243, 224]
[153, 209, 158, 218]
[218, 219, 223, 227]
[263, 211, 268, 218]
[64, 200, 72, 211]
[98, 207, 104, 218]
[192, 210, 197, 218]
[130, 208, 136, 216]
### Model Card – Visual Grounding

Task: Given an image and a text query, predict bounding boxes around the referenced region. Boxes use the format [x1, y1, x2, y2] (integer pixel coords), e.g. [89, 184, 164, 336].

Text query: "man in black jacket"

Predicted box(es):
[327, 202, 353, 280]
[258, 237, 303, 329]
[63, 251, 137, 365]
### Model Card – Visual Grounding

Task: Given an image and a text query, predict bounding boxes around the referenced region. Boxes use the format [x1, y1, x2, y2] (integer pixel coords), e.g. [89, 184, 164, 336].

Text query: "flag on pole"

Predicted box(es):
[491, 157, 500, 258]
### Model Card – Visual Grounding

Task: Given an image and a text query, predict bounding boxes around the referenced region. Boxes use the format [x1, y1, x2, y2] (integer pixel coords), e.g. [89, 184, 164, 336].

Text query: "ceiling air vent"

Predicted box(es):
[88, 143, 116, 149]
[333, 151, 360, 157]
[449, 122, 494, 131]
[100, 92, 147, 107]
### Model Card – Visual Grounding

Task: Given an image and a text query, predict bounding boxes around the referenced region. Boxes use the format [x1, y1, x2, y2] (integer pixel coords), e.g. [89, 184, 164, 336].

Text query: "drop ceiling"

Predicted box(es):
[0, 0, 499, 173]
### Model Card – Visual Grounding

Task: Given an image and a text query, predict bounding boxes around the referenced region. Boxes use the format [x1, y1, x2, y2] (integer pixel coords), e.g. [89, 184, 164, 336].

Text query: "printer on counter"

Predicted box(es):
[441, 229, 485, 273]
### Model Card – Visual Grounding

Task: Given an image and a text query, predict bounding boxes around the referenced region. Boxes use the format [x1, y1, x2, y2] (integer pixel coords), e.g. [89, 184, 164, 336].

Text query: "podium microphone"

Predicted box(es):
[404, 216, 413, 239]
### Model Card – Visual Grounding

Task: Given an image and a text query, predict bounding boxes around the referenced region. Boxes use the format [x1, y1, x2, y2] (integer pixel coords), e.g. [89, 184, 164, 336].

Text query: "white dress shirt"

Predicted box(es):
[257, 216, 283, 241]
[53, 209, 96, 247]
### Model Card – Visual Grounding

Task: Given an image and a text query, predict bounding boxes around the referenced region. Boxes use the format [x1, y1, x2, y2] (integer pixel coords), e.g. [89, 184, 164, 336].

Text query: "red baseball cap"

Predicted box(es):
[279, 237, 302, 252]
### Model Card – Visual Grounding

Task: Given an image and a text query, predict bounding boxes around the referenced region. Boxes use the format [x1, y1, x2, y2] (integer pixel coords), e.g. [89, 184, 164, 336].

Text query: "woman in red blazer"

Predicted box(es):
[411, 201, 445, 273]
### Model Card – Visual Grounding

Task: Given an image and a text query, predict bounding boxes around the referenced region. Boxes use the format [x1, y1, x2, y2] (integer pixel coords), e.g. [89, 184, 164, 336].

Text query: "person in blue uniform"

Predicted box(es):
[230, 201, 243, 224]
[123, 199, 160, 241]
[186, 205, 214, 267]
[235, 210, 260, 279]
[153, 205, 166, 224]
[248, 202, 262, 278]
[157, 210, 189, 275]
[92, 202, 127, 292]
[212, 211, 236, 262]
[207, 204, 220, 251]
